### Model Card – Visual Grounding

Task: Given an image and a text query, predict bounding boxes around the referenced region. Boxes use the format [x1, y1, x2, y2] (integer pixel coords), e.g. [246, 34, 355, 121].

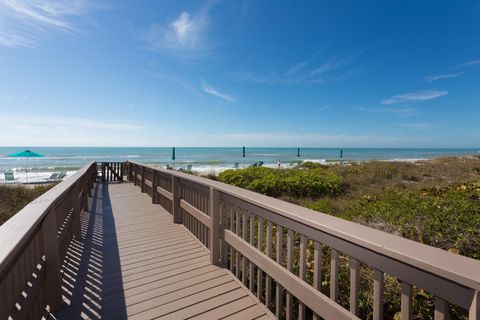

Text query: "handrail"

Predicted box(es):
[128, 160, 480, 319]
[0, 161, 96, 319]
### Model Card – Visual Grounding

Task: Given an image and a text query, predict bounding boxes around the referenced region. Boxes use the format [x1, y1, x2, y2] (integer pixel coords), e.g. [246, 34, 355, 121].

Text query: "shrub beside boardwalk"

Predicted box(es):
[218, 156, 480, 319]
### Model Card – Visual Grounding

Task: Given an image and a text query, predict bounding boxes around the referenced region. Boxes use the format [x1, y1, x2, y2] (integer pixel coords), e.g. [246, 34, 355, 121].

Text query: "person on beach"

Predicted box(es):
[277, 160, 281, 168]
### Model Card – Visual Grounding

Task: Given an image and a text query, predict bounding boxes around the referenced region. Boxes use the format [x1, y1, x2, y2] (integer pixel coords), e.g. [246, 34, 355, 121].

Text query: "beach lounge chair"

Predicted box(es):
[4, 171, 15, 182]
[57, 172, 66, 179]
[48, 172, 59, 180]
[258, 161, 264, 167]
[186, 165, 192, 171]
[234, 162, 239, 168]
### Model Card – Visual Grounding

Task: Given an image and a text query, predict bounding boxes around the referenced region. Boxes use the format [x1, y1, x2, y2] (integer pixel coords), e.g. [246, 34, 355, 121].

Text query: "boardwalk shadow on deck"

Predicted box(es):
[55, 182, 127, 319]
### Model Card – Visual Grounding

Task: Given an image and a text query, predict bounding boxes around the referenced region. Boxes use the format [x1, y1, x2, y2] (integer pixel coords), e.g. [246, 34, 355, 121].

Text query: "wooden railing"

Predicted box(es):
[128, 161, 480, 320]
[98, 161, 125, 182]
[0, 162, 96, 319]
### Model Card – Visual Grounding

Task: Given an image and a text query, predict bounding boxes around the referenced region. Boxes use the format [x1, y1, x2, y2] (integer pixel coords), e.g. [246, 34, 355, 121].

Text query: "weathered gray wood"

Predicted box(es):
[209, 187, 220, 266]
[275, 225, 283, 318]
[41, 209, 62, 311]
[129, 161, 480, 311]
[249, 215, 255, 292]
[286, 229, 294, 320]
[471, 290, 480, 320]
[265, 220, 273, 309]
[172, 176, 182, 224]
[298, 234, 306, 320]
[225, 230, 359, 320]
[180, 199, 211, 228]
[55, 182, 273, 320]
[435, 297, 449, 320]
[257, 217, 264, 300]
[242, 211, 248, 286]
[235, 207, 241, 279]
[313, 241, 323, 320]
[350, 258, 360, 316]
[72, 182, 82, 239]
[401, 281, 413, 320]
[373, 269, 384, 320]
[330, 248, 339, 301]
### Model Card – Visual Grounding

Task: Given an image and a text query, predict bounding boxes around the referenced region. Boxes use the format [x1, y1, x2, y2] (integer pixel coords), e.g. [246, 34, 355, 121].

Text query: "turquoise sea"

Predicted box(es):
[1, 147, 479, 180]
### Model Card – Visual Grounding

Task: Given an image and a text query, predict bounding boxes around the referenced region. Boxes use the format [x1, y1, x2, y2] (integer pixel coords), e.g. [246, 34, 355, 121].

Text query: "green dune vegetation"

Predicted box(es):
[0, 184, 56, 226]
[218, 156, 480, 319]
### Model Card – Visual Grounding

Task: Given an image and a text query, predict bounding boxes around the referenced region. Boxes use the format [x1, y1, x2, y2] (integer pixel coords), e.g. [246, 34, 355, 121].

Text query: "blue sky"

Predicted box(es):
[0, 0, 479, 147]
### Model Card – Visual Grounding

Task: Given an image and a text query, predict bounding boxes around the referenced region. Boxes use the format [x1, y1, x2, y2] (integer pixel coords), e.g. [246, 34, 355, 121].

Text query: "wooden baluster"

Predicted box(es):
[172, 176, 181, 224]
[235, 207, 241, 279]
[102, 163, 105, 182]
[401, 282, 413, 320]
[133, 164, 137, 185]
[257, 217, 264, 300]
[350, 258, 360, 316]
[249, 215, 255, 292]
[151, 170, 157, 204]
[242, 211, 248, 286]
[470, 290, 479, 320]
[434, 297, 448, 320]
[229, 204, 234, 272]
[42, 209, 62, 311]
[373, 269, 384, 320]
[141, 166, 145, 192]
[275, 225, 283, 318]
[286, 229, 293, 320]
[209, 187, 220, 266]
[265, 221, 273, 309]
[330, 249, 339, 302]
[220, 201, 228, 267]
[72, 182, 82, 239]
[298, 234, 306, 320]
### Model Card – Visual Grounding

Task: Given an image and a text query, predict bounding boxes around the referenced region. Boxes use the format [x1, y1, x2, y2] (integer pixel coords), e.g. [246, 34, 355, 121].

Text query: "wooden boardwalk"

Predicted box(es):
[55, 182, 273, 320]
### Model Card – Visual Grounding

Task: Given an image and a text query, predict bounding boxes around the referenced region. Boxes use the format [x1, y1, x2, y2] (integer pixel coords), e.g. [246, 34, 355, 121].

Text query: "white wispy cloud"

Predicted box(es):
[139, 3, 214, 57]
[354, 106, 417, 117]
[425, 72, 463, 82]
[0, 0, 98, 48]
[315, 106, 330, 111]
[143, 69, 202, 96]
[202, 81, 234, 102]
[457, 59, 480, 68]
[286, 59, 310, 76]
[381, 90, 448, 105]
[233, 56, 356, 85]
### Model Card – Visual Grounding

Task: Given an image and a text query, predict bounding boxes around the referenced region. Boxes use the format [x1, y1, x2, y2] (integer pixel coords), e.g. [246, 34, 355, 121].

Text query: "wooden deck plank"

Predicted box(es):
[55, 182, 273, 320]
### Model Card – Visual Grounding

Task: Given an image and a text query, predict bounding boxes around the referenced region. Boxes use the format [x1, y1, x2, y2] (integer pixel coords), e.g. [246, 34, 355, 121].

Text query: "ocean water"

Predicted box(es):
[0, 147, 478, 182]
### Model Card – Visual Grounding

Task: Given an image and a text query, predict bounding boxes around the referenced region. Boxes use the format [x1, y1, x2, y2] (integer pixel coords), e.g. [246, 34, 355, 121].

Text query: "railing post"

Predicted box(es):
[41, 209, 62, 311]
[152, 170, 157, 204]
[470, 290, 479, 320]
[209, 187, 221, 266]
[120, 162, 124, 182]
[141, 166, 145, 193]
[72, 182, 82, 239]
[172, 175, 182, 223]
[133, 164, 137, 186]
[102, 163, 105, 183]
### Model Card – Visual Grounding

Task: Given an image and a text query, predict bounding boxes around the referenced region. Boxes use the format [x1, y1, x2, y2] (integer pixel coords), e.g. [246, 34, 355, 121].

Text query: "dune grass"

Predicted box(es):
[218, 156, 480, 319]
[0, 184, 56, 226]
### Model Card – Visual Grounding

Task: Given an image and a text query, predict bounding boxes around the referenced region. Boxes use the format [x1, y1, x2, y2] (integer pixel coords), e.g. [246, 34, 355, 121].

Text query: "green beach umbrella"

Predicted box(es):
[242, 146, 245, 158]
[8, 149, 44, 182]
[172, 147, 176, 161]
